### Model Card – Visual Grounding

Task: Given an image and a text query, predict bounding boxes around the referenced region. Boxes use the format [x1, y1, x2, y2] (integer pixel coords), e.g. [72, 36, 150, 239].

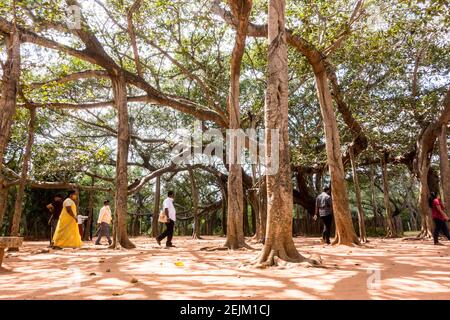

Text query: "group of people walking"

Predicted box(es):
[46, 191, 112, 249]
[45, 190, 177, 249]
[44, 186, 448, 249]
[313, 186, 449, 246]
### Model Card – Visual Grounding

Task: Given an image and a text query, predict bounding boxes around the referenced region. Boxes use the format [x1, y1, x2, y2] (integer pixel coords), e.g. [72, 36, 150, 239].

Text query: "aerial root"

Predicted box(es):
[254, 247, 323, 269]
[199, 246, 229, 251]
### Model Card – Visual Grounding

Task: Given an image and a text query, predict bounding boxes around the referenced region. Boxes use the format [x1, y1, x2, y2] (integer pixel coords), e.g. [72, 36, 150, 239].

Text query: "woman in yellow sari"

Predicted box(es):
[52, 190, 83, 248]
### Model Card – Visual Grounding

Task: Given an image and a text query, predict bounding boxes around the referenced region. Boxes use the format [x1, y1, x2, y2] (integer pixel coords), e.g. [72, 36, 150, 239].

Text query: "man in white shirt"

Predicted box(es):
[156, 191, 176, 247]
[95, 200, 112, 245]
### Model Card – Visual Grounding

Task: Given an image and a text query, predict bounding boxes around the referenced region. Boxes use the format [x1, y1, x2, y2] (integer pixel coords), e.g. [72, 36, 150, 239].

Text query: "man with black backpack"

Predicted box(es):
[314, 186, 333, 245]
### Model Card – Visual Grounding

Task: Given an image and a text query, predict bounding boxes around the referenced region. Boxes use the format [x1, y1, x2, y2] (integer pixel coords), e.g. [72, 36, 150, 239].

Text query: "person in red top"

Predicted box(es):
[429, 192, 450, 245]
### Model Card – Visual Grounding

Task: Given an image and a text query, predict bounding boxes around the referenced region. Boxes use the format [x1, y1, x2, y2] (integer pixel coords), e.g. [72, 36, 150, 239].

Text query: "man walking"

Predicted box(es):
[95, 200, 112, 246]
[46, 194, 63, 248]
[156, 191, 176, 248]
[314, 186, 333, 245]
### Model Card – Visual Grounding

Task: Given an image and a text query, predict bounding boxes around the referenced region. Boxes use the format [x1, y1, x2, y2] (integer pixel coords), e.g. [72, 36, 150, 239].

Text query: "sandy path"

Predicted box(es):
[1, 236, 449, 300]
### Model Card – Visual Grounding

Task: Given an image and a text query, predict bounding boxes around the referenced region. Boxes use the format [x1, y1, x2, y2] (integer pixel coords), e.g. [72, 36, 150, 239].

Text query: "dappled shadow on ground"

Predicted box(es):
[0, 236, 448, 300]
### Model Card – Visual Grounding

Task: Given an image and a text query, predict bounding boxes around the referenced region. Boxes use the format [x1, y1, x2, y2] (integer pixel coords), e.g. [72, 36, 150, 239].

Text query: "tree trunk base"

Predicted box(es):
[416, 229, 432, 239]
[7, 247, 19, 252]
[200, 241, 254, 251]
[119, 238, 136, 249]
[332, 235, 361, 246]
[109, 237, 136, 249]
[254, 247, 321, 268]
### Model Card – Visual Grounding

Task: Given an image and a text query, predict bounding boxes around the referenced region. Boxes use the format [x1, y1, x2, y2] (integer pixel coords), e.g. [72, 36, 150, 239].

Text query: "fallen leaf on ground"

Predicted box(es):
[106, 269, 111, 272]
[130, 277, 139, 283]
[89, 272, 96, 276]
[174, 261, 184, 267]
[112, 290, 125, 296]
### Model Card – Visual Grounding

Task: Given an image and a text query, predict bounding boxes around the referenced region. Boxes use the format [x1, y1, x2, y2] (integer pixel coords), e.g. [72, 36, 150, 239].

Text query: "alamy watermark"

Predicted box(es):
[55, 266, 83, 290]
[170, 121, 280, 175]
[367, 268, 381, 290]
[65, 5, 81, 30]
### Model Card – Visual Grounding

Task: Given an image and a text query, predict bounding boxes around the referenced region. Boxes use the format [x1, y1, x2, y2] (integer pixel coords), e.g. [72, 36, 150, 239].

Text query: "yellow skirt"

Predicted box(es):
[52, 211, 83, 248]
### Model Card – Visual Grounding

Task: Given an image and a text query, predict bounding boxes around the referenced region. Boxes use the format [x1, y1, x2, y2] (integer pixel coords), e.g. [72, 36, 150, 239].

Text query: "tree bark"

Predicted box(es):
[0, 29, 20, 216]
[9, 107, 36, 246]
[258, 179, 267, 243]
[257, 0, 305, 266]
[313, 66, 359, 245]
[369, 164, 379, 231]
[293, 167, 316, 216]
[111, 74, 135, 249]
[406, 177, 418, 231]
[349, 147, 367, 242]
[188, 165, 201, 239]
[413, 87, 450, 237]
[84, 177, 94, 241]
[152, 175, 161, 237]
[0, 188, 8, 234]
[381, 153, 397, 238]
[224, 0, 252, 249]
[439, 124, 450, 211]
[243, 193, 250, 236]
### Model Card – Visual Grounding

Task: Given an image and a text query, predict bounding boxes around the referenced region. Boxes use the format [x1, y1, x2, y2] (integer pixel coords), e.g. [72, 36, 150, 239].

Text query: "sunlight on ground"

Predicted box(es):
[1, 236, 449, 300]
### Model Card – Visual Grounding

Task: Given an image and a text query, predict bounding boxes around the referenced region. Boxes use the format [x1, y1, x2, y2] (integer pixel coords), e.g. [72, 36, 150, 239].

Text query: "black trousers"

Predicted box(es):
[433, 219, 450, 243]
[50, 219, 58, 245]
[320, 214, 333, 244]
[157, 219, 174, 245]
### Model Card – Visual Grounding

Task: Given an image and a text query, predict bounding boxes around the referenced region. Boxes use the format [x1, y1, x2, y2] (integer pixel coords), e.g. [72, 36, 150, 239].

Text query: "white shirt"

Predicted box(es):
[63, 198, 75, 208]
[98, 206, 112, 224]
[163, 197, 176, 221]
[77, 215, 88, 224]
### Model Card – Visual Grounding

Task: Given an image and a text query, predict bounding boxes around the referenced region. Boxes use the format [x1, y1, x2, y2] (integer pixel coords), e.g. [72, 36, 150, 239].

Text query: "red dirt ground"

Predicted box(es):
[1, 236, 449, 300]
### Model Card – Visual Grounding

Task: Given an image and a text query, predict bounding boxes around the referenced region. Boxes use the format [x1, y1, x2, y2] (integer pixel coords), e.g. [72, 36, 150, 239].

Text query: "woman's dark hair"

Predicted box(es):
[428, 192, 438, 208]
[168, 190, 174, 197]
[104, 200, 110, 205]
[67, 190, 77, 197]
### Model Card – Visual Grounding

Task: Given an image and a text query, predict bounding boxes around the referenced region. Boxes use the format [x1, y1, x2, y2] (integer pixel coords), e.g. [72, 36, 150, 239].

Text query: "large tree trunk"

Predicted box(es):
[84, 177, 94, 241]
[293, 167, 316, 216]
[0, 29, 20, 217]
[152, 176, 161, 237]
[369, 164, 380, 231]
[111, 74, 135, 249]
[312, 65, 359, 245]
[414, 87, 450, 238]
[9, 107, 36, 249]
[243, 193, 250, 236]
[258, 179, 267, 243]
[224, 0, 252, 249]
[0, 188, 7, 234]
[439, 124, 450, 211]
[381, 153, 397, 238]
[257, 0, 306, 266]
[216, 175, 227, 236]
[406, 173, 418, 231]
[349, 147, 367, 242]
[188, 165, 201, 239]
[249, 186, 263, 241]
